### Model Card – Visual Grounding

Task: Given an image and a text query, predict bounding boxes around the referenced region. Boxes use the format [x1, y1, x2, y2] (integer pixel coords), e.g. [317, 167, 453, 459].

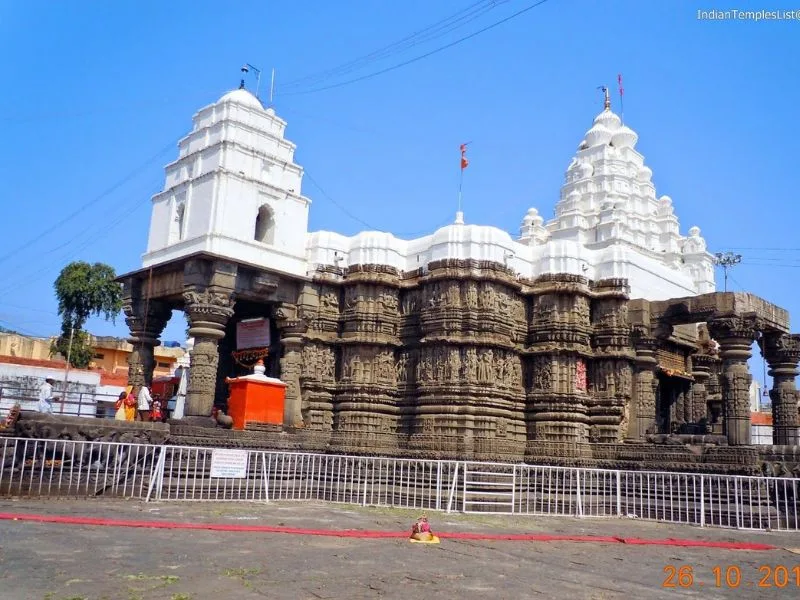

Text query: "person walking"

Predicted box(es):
[37, 378, 57, 414]
[136, 384, 152, 422]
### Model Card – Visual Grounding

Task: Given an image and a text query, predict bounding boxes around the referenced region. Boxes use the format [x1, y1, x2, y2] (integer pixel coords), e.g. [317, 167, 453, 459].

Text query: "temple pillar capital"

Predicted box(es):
[122, 297, 171, 389]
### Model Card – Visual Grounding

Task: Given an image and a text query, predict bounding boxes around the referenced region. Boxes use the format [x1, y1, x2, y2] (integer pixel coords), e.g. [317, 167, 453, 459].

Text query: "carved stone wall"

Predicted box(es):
[329, 268, 401, 453]
[526, 275, 592, 451]
[588, 279, 634, 443]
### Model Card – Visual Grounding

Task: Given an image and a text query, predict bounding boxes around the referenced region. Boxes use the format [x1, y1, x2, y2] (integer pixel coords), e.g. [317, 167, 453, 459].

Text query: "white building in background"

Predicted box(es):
[142, 86, 715, 299]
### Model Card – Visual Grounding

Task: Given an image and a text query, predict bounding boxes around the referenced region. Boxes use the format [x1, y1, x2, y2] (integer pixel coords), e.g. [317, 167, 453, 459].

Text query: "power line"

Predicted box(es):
[281, 0, 553, 96]
[280, 0, 506, 91]
[0, 177, 162, 297]
[0, 136, 180, 267]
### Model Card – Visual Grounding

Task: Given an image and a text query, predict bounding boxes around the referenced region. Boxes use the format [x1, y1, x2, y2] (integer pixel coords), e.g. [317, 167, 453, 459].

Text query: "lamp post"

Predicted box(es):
[713, 251, 742, 293]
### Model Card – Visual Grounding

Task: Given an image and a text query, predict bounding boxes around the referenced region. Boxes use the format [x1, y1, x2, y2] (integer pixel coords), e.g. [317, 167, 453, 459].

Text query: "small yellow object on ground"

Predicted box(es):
[409, 535, 440, 544]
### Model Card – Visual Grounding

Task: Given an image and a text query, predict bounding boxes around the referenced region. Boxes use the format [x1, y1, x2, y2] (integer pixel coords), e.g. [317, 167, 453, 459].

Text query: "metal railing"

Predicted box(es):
[0, 386, 119, 420]
[0, 436, 797, 533]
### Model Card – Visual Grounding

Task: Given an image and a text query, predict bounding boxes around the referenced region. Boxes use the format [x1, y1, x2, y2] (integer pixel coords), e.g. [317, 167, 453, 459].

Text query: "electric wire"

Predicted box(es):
[0, 177, 162, 298]
[280, 0, 552, 96]
[279, 0, 507, 91]
[0, 137, 180, 267]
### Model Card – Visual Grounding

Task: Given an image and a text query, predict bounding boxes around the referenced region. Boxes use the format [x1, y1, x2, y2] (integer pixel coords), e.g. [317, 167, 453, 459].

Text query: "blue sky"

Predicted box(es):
[0, 0, 798, 390]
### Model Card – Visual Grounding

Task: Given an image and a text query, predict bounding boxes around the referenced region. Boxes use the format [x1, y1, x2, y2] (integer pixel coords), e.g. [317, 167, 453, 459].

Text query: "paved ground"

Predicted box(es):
[0, 499, 798, 600]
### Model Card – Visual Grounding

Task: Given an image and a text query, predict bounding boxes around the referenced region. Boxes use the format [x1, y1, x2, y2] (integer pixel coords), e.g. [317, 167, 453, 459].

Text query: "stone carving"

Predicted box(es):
[342, 348, 396, 385]
[477, 349, 494, 382]
[532, 356, 552, 390]
[465, 283, 479, 309]
[184, 289, 235, 310]
[301, 344, 335, 381]
[575, 359, 588, 392]
[464, 348, 478, 381]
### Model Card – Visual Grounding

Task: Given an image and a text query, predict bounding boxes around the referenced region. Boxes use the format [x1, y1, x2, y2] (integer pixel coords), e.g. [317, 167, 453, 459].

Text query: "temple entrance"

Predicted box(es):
[655, 371, 691, 434]
[214, 299, 281, 407]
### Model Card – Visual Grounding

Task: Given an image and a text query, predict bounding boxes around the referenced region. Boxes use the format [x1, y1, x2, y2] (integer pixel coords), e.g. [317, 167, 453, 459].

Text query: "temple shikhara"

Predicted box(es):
[109, 83, 799, 471]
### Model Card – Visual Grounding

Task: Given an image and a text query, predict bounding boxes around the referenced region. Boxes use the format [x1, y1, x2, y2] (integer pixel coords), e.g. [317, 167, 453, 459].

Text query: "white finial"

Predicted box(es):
[454, 211, 464, 225]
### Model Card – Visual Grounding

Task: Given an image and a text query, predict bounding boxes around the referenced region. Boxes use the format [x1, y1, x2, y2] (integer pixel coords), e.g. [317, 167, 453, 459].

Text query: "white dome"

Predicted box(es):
[585, 123, 612, 147]
[218, 88, 264, 110]
[688, 226, 701, 237]
[593, 109, 622, 131]
[432, 223, 512, 246]
[637, 165, 653, 182]
[610, 125, 638, 149]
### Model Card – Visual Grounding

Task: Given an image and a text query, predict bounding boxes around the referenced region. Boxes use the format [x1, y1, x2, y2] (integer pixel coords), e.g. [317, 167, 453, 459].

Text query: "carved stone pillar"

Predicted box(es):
[123, 298, 171, 390]
[763, 332, 800, 446]
[273, 303, 308, 428]
[183, 288, 235, 418]
[629, 326, 658, 439]
[707, 317, 760, 446]
[690, 354, 716, 427]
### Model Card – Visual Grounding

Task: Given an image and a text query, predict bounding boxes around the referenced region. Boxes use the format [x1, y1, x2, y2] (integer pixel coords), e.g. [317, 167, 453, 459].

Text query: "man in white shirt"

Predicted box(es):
[137, 384, 152, 422]
[38, 378, 57, 414]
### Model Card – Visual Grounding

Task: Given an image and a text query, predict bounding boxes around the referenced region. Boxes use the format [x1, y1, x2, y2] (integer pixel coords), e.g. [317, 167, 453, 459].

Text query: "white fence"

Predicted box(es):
[0, 387, 119, 419]
[1, 437, 798, 533]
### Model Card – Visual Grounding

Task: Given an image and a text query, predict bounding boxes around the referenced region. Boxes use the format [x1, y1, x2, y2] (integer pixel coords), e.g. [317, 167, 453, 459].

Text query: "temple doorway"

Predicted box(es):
[213, 299, 281, 407]
[655, 371, 690, 434]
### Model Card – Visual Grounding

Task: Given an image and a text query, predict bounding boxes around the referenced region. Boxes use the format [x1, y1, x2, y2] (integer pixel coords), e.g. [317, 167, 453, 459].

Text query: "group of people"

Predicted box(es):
[114, 385, 166, 422]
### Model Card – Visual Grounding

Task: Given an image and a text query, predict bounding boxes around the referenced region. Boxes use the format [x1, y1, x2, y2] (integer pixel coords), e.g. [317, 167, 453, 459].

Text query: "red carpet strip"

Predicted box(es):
[0, 512, 777, 550]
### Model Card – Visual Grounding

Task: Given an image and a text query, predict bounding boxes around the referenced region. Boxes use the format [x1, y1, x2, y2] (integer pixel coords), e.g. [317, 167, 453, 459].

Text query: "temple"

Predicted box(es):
[113, 83, 800, 470]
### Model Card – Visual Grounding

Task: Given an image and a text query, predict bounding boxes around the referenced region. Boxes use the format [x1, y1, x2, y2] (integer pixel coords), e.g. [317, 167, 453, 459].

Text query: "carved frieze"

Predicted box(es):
[301, 344, 336, 382]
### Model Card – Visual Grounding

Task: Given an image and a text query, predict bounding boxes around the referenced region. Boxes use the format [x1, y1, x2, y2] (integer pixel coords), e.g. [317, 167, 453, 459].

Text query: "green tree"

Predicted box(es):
[51, 261, 123, 368]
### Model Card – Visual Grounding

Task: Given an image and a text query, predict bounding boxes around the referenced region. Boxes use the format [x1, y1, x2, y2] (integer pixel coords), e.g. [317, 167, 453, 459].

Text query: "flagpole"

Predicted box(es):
[457, 142, 469, 224]
[618, 74, 625, 123]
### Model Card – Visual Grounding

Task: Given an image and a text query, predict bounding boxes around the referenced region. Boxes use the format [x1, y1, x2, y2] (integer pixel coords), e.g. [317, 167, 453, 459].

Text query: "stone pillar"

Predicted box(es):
[273, 303, 308, 428]
[123, 298, 171, 389]
[763, 332, 800, 446]
[183, 288, 235, 418]
[630, 326, 658, 439]
[707, 317, 760, 446]
[690, 354, 715, 427]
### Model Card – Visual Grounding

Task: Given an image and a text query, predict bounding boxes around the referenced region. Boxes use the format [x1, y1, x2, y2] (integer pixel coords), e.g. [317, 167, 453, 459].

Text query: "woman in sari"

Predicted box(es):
[114, 392, 128, 421]
[123, 389, 137, 421]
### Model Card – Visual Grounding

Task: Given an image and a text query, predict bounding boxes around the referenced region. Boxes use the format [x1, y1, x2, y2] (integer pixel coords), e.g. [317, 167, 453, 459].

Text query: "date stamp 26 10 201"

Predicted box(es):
[663, 565, 800, 589]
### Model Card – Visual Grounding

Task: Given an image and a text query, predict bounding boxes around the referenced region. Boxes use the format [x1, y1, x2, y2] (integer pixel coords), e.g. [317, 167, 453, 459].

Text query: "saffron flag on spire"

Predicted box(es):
[618, 73, 624, 97]
[460, 143, 469, 170]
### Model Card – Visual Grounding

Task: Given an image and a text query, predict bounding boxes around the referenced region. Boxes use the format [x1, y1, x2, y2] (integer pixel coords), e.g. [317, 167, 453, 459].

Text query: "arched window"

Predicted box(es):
[254, 204, 275, 244]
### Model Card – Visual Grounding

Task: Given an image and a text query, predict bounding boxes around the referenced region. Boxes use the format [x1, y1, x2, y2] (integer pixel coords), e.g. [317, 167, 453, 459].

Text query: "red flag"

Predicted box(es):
[618, 73, 624, 97]
[460, 143, 469, 170]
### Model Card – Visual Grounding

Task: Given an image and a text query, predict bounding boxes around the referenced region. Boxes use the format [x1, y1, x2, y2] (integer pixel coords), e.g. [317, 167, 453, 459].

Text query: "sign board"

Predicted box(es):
[209, 449, 249, 479]
[236, 318, 271, 350]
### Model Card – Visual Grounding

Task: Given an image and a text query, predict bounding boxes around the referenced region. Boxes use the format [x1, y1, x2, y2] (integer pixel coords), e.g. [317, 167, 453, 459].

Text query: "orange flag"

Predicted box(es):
[460, 143, 469, 170]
